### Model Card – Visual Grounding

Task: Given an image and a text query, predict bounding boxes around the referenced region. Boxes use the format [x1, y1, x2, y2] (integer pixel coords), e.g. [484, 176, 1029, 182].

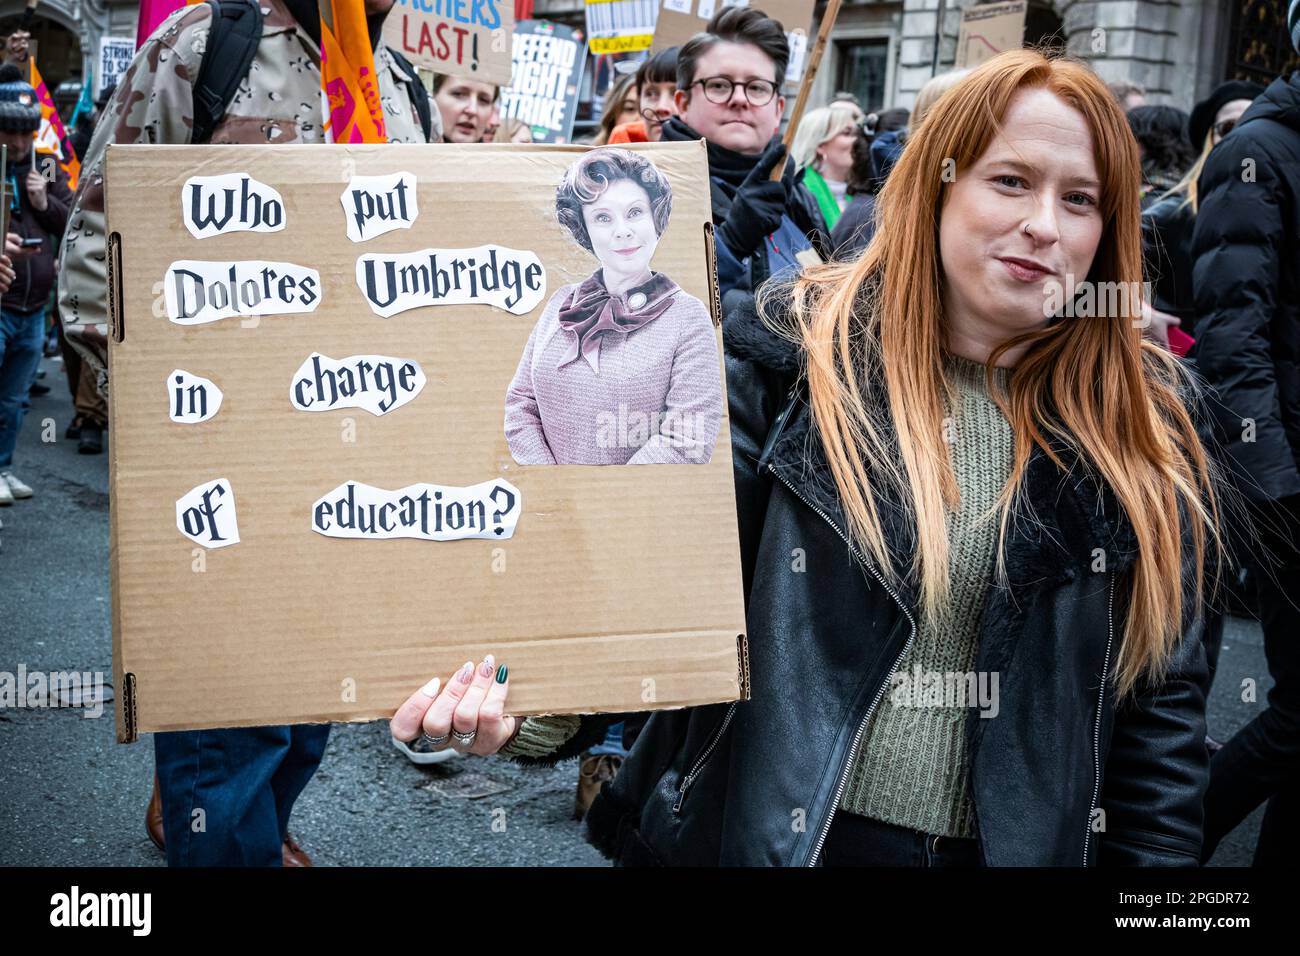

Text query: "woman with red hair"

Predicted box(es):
[393, 50, 1223, 867]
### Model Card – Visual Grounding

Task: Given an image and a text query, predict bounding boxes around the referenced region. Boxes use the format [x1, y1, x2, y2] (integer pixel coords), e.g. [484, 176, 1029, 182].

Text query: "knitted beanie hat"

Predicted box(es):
[1187, 79, 1265, 148]
[0, 63, 40, 134]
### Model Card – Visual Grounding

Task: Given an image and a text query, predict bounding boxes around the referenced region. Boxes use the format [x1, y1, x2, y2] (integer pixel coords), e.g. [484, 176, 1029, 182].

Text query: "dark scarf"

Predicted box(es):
[556, 270, 679, 371]
[660, 116, 770, 224]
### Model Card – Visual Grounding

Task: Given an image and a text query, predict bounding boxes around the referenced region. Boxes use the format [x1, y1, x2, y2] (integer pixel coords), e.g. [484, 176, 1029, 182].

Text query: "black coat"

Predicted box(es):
[1192, 71, 1300, 504]
[3, 149, 73, 314]
[1142, 192, 1197, 329]
[524, 300, 1211, 866]
[829, 193, 877, 260]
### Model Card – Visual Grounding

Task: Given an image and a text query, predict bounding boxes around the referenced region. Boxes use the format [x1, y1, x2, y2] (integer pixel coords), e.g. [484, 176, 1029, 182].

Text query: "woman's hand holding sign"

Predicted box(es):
[390, 655, 518, 756]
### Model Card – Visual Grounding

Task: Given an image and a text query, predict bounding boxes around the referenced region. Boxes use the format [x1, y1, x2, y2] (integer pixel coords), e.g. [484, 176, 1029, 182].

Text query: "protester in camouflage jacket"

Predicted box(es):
[58, 0, 441, 399]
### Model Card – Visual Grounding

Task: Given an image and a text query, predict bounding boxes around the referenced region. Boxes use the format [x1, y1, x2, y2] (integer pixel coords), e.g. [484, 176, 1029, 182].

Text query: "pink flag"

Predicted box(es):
[136, 0, 199, 49]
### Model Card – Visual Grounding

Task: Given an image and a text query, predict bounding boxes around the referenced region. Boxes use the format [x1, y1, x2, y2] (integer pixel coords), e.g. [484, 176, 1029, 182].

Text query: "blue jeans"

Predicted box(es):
[154, 724, 330, 866]
[0, 307, 46, 468]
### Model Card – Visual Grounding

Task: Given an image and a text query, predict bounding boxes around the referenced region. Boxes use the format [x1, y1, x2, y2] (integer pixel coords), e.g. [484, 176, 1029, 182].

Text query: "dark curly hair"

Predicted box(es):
[1126, 105, 1195, 179]
[555, 148, 673, 254]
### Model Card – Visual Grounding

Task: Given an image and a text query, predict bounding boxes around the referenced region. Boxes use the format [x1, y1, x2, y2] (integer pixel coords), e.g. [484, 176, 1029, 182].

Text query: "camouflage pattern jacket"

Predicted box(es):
[58, 0, 441, 396]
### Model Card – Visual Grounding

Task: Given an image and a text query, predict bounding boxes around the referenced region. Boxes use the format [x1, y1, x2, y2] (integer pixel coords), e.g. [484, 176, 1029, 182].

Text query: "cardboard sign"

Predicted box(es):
[585, 0, 658, 55]
[652, 0, 814, 88]
[97, 36, 134, 99]
[500, 20, 587, 143]
[104, 141, 747, 740]
[955, 1, 1027, 69]
[381, 0, 515, 88]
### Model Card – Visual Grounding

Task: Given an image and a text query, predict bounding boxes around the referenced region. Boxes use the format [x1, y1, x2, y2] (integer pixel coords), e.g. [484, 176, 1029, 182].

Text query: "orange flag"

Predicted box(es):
[29, 60, 80, 190]
[318, 0, 387, 143]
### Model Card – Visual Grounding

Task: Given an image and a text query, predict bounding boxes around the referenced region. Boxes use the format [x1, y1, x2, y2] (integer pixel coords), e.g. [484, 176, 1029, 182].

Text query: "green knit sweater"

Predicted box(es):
[838, 353, 1013, 836]
[501, 355, 1015, 838]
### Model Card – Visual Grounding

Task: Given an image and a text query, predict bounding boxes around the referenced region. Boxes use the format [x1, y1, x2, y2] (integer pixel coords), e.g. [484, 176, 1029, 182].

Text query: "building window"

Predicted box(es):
[836, 39, 889, 111]
[1226, 0, 1300, 85]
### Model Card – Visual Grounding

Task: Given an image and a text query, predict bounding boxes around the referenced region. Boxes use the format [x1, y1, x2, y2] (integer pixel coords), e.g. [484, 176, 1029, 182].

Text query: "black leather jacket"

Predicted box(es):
[529, 300, 1211, 866]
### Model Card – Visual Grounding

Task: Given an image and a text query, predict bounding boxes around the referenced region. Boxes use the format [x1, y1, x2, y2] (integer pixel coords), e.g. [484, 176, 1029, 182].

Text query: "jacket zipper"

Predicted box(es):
[672, 700, 738, 812]
[1082, 572, 1115, 865]
[768, 467, 918, 867]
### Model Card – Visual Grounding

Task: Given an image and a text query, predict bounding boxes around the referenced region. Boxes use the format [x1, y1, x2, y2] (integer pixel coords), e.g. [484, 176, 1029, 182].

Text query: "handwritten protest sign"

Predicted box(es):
[381, 0, 515, 88]
[500, 20, 586, 143]
[585, 0, 657, 54]
[955, 1, 1027, 69]
[104, 142, 747, 739]
[97, 36, 134, 99]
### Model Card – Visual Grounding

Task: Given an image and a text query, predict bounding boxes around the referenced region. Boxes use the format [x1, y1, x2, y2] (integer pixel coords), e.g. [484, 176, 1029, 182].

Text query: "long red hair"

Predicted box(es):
[763, 50, 1220, 695]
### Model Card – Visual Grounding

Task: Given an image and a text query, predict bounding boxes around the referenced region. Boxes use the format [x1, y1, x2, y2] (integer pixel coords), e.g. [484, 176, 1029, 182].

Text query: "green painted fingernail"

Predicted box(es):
[495, 663, 508, 684]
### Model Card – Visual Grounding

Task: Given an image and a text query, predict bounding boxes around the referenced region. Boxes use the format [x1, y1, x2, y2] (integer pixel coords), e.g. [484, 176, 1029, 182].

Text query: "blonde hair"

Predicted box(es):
[761, 50, 1221, 697]
[1164, 130, 1214, 214]
[790, 103, 861, 171]
[911, 68, 972, 130]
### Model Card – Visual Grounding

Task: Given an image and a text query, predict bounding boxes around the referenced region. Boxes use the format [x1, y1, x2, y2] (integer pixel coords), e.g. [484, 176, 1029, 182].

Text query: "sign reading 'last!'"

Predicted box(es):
[382, 0, 515, 87]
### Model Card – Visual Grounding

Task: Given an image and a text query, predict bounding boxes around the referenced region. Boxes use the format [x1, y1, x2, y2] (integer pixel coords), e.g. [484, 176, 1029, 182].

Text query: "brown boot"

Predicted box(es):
[574, 752, 623, 821]
[145, 775, 165, 851]
[281, 833, 312, 867]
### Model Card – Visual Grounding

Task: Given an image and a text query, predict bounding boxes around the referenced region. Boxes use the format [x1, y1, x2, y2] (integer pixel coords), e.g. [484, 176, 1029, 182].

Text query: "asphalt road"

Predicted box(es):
[0, 356, 1269, 866]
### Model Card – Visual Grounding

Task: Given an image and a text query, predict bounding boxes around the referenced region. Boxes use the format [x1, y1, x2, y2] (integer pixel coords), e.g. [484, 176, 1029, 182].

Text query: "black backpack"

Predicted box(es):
[190, 0, 433, 144]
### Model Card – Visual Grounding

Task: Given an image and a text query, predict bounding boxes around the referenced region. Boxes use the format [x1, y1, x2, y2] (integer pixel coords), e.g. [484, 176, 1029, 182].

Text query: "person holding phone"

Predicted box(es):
[0, 63, 73, 502]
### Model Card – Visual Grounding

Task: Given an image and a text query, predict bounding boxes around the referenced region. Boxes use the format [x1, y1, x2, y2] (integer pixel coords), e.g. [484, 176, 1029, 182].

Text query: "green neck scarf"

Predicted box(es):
[802, 166, 843, 230]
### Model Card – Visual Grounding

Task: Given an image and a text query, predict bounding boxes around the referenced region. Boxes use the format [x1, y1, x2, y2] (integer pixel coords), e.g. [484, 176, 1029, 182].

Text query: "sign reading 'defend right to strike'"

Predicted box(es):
[104, 142, 748, 741]
[499, 20, 587, 143]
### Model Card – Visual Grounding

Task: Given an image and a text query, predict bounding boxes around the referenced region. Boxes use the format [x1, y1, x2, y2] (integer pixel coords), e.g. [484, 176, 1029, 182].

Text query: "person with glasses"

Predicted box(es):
[1139, 82, 1262, 344]
[1193, 3, 1300, 865]
[656, 7, 820, 301]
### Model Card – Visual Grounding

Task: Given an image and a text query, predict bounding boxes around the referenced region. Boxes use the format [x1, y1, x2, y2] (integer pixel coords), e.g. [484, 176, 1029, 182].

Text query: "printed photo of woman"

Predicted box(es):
[503, 148, 723, 465]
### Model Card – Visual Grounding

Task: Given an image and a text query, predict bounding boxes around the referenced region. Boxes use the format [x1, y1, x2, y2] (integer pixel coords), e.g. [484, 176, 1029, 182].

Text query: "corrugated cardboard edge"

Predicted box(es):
[119, 673, 138, 743]
[106, 226, 136, 742]
[703, 222, 721, 328]
[107, 140, 746, 733]
[106, 232, 123, 344]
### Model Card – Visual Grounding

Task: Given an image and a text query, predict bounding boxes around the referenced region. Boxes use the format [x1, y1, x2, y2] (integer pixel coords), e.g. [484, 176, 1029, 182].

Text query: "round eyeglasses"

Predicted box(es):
[691, 76, 779, 107]
[1212, 118, 1237, 141]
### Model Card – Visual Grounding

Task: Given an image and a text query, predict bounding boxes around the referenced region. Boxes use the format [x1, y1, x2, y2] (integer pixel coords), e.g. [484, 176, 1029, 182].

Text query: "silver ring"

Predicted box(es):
[451, 728, 477, 746]
[420, 732, 449, 748]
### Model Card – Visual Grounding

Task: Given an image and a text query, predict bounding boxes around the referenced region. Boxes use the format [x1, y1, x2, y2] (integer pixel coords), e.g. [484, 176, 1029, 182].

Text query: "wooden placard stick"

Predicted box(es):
[771, 0, 844, 181]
